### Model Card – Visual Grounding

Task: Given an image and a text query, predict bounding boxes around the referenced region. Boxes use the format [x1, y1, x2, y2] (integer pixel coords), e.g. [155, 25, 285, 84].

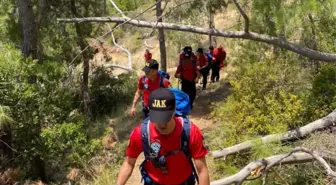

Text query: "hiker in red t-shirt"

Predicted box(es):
[210, 46, 226, 82]
[117, 88, 210, 185]
[175, 47, 201, 110]
[144, 49, 152, 63]
[131, 59, 170, 118]
[196, 48, 211, 90]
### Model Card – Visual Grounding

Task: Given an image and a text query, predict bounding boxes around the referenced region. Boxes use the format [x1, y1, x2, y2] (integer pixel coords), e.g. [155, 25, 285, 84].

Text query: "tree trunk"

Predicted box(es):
[17, 0, 38, 60]
[70, 0, 92, 117]
[212, 109, 336, 159]
[16, 0, 47, 181]
[103, 0, 107, 16]
[209, 10, 217, 47]
[156, 0, 167, 71]
[308, 13, 320, 73]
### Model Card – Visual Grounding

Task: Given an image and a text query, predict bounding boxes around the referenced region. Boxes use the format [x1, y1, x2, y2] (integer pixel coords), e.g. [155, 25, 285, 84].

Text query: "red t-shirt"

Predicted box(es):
[145, 53, 152, 61]
[137, 73, 170, 107]
[175, 60, 199, 81]
[126, 117, 208, 185]
[198, 54, 207, 67]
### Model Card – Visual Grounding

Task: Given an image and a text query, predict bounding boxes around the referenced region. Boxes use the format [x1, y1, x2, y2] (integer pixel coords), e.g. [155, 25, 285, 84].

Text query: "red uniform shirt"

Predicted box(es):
[145, 53, 152, 62]
[175, 60, 199, 81]
[198, 54, 207, 67]
[126, 117, 208, 185]
[137, 73, 170, 107]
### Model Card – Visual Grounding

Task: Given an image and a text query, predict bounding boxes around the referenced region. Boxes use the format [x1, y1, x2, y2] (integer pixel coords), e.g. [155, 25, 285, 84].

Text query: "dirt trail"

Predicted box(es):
[125, 69, 231, 185]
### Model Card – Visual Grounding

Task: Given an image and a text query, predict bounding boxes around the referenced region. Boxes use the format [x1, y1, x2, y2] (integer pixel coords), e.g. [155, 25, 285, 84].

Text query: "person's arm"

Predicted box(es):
[189, 124, 210, 185]
[132, 88, 143, 108]
[194, 158, 210, 185]
[130, 88, 143, 116]
[174, 65, 181, 79]
[131, 78, 144, 116]
[117, 127, 142, 184]
[116, 157, 137, 185]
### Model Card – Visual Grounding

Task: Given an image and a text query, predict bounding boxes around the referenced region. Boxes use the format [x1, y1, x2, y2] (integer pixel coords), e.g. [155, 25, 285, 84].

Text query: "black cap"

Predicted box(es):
[148, 88, 176, 124]
[142, 59, 159, 72]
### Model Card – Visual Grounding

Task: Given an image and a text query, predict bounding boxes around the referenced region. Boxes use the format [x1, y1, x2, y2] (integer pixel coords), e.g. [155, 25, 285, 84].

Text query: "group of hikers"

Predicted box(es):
[117, 45, 227, 185]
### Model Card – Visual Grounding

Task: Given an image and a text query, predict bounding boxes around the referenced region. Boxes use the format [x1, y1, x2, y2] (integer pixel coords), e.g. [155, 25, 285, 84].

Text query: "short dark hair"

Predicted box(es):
[209, 46, 214, 50]
[197, 48, 203, 53]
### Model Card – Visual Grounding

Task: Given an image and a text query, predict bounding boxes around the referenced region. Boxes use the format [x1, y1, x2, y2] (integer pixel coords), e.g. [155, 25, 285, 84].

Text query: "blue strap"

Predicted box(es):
[159, 75, 164, 88]
[142, 74, 164, 90]
[140, 117, 151, 183]
[141, 117, 151, 160]
[180, 117, 199, 184]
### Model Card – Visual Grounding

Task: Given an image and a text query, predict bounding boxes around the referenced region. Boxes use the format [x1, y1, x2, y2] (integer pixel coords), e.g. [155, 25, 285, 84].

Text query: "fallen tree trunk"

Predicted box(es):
[212, 109, 336, 159]
[56, 17, 336, 62]
[210, 147, 336, 185]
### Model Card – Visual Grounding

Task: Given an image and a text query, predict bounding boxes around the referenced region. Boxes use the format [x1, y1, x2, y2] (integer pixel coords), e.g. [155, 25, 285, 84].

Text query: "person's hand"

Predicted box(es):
[130, 106, 136, 117]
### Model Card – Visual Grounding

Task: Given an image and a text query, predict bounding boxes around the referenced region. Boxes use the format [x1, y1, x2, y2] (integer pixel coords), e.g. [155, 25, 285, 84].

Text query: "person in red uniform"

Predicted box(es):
[175, 48, 201, 110]
[131, 59, 170, 118]
[144, 49, 152, 63]
[117, 88, 210, 185]
[196, 48, 210, 90]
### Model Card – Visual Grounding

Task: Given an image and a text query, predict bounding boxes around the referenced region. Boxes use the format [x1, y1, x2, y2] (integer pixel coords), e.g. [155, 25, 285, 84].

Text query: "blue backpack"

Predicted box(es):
[205, 52, 213, 66]
[158, 69, 170, 80]
[139, 88, 198, 184]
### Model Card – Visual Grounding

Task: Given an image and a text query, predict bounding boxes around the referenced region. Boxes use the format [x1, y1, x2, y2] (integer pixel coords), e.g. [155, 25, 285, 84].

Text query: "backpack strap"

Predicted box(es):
[180, 117, 199, 184]
[139, 117, 153, 183]
[142, 74, 164, 90]
[141, 76, 148, 90]
[159, 74, 164, 88]
[141, 117, 151, 160]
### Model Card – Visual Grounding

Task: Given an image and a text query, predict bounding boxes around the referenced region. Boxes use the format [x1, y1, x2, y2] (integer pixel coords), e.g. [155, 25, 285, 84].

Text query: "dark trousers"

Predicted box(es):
[144, 175, 196, 185]
[181, 79, 196, 110]
[199, 67, 210, 89]
[211, 63, 220, 82]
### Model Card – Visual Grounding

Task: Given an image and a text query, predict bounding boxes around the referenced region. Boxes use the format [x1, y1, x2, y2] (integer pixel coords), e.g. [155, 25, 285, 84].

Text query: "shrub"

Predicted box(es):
[90, 67, 137, 117]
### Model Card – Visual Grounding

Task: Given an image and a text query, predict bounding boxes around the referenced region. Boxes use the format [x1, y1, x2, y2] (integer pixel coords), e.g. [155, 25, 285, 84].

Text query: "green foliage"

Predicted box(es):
[90, 67, 137, 117]
[0, 106, 14, 129]
[304, 65, 336, 121]
[41, 122, 101, 167]
[211, 54, 308, 148]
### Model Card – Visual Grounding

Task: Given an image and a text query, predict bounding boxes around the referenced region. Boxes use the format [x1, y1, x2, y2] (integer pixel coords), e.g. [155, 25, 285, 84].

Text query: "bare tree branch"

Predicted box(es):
[212, 109, 336, 159]
[104, 64, 132, 71]
[148, 0, 170, 37]
[107, 24, 132, 70]
[231, 0, 249, 33]
[65, 0, 163, 65]
[144, 40, 155, 49]
[109, 0, 128, 18]
[210, 147, 336, 185]
[57, 17, 336, 62]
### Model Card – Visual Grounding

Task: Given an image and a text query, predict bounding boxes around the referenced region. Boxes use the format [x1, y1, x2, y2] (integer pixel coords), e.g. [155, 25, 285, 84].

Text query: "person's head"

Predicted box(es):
[142, 59, 159, 78]
[183, 46, 193, 59]
[209, 45, 214, 52]
[148, 88, 176, 133]
[196, 48, 203, 57]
